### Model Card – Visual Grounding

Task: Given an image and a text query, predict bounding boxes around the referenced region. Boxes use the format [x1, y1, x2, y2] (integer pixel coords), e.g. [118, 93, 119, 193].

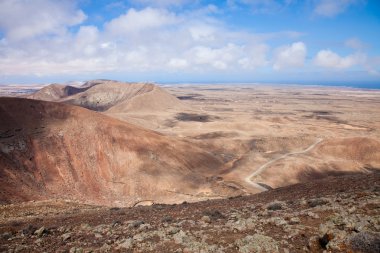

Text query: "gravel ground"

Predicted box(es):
[1, 172, 379, 253]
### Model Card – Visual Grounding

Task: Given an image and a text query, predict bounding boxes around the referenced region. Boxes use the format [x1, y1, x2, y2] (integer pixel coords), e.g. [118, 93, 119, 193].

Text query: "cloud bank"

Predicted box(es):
[0, 3, 273, 76]
[0, 0, 86, 41]
[0, 0, 378, 81]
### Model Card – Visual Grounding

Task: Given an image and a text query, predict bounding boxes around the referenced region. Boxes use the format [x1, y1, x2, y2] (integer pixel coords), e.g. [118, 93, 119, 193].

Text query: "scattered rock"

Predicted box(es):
[269, 217, 287, 226]
[34, 226, 47, 237]
[112, 220, 121, 227]
[235, 234, 279, 253]
[308, 236, 321, 251]
[138, 223, 152, 232]
[100, 243, 111, 251]
[167, 227, 180, 235]
[201, 215, 211, 223]
[130, 220, 144, 229]
[307, 211, 319, 219]
[62, 232, 72, 241]
[57, 226, 67, 233]
[289, 217, 301, 225]
[331, 215, 345, 226]
[13, 245, 27, 253]
[34, 238, 43, 246]
[94, 233, 103, 239]
[80, 223, 91, 230]
[173, 230, 187, 244]
[133, 233, 146, 242]
[69, 247, 83, 253]
[116, 238, 133, 250]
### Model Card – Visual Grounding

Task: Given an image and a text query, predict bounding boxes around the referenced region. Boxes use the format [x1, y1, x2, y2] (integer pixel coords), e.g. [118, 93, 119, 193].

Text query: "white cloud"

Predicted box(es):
[345, 38, 367, 50]
[74, 26, 99, 56]
[0, 0, 86, 41]
[0, 2, 377, 81]
[129, 0, 193, 7]
[0, 5, 274, 76]
[313, 0, 361, 17]
[186, 43, 268, 70]
[238, 44, 269, 69]
[190, 44, 239, 69]
[168, 58, 189, 69]
[314, 50, 366, 69]
[273, 42, 307, 70]
[189, 25, 217, 42]
[104, 8, 179, 35]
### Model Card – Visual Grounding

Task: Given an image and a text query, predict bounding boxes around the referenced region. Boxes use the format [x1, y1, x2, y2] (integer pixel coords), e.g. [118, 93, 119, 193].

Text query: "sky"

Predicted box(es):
[0, 0, 379, 85]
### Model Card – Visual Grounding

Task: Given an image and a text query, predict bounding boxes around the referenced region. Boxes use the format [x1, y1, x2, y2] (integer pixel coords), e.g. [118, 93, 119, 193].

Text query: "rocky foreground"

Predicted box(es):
[0, 172, 379, 253]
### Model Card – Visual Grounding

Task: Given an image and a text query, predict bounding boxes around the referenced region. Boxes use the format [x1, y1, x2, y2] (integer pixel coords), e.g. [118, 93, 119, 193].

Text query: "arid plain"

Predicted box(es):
[127, 83, 380, 194]
[1, 81, 379, 204]
[1, 81, 380, 252]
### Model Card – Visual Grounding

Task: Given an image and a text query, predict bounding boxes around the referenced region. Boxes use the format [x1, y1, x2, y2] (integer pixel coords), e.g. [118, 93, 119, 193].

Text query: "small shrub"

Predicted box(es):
[266, 201, 284, 211]
[349, 232, 380, 253]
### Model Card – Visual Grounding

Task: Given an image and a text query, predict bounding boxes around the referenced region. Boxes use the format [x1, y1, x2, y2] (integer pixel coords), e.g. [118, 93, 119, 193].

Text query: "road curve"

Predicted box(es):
[245, 138, 323, 191]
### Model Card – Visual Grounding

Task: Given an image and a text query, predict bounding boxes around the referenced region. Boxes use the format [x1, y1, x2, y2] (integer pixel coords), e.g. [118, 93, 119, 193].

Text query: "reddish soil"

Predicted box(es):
[0, 97, 229, 206]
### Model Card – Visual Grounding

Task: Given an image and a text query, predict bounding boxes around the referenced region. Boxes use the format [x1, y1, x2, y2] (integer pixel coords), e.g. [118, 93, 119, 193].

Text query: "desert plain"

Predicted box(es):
[161, 84, 380, 193]
[0, 81, 379, 252]
[103, 82, 380, 197]
[1, 81, 380, 204]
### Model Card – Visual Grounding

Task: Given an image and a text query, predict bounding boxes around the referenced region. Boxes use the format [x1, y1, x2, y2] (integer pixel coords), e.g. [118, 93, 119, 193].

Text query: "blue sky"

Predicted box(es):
[0, 0, 379, 85]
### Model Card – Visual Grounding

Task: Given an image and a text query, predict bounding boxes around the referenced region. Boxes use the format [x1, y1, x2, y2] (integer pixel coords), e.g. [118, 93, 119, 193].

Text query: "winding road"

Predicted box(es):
[245, 138, 324, 191]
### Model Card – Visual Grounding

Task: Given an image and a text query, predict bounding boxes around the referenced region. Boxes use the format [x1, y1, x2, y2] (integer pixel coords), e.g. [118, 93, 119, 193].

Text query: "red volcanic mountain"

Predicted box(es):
[0, 97, 227, 206]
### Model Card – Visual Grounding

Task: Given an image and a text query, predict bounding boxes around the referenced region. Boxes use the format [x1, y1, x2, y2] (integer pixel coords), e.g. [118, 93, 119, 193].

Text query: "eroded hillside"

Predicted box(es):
[0, 97, 237, 206]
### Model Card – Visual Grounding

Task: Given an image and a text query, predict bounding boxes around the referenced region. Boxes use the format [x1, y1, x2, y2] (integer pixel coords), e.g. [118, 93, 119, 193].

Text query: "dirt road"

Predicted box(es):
[245, 138, 323, 191]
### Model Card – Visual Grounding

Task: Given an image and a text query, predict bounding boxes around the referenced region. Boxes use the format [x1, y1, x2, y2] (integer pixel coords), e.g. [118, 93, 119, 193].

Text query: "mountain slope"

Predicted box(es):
[0, 97, 225, 206]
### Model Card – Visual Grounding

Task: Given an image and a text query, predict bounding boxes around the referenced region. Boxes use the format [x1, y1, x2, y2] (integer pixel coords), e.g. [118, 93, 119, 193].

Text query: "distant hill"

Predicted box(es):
[27, 80, 186, 113]
[27, 83, 89, 101]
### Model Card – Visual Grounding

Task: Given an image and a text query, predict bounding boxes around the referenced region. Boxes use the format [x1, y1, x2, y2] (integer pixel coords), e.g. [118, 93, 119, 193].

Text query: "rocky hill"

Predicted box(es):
[0, 171, 378, 252]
